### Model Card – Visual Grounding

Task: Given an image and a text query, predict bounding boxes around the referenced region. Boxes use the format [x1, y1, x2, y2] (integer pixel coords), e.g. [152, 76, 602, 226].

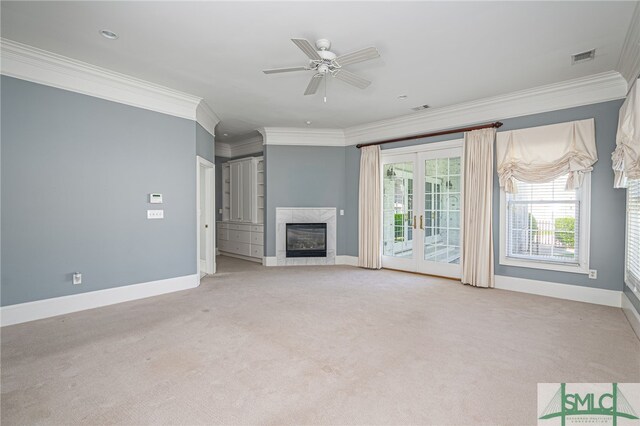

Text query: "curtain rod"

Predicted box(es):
[355, 121, 504, 149]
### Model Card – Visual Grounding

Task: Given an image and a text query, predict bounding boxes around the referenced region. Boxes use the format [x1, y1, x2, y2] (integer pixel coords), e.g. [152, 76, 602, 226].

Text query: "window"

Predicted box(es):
[626, 179, 640, 289]
[500, 173, 590, 273]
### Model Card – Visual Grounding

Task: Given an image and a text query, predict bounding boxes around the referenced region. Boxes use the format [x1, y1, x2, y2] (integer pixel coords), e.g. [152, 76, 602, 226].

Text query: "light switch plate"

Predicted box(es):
[340, 209, 344, 216]
[147, 209, 164, 219]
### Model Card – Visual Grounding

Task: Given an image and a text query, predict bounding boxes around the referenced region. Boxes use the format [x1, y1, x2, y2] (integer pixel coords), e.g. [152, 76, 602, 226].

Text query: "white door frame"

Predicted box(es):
[380, 152, 419, 272]
[380, 139, 463, 278]
[196, 156, 215, 278]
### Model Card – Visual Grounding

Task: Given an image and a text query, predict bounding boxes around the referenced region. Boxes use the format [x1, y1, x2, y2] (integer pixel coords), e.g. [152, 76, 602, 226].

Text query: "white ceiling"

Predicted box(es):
[1, 1, 635, 142]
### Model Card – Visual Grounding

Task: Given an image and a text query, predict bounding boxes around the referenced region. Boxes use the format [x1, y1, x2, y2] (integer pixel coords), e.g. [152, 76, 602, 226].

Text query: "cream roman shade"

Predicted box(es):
[613, 79, 640, 188]
[496, 119, 597, 193]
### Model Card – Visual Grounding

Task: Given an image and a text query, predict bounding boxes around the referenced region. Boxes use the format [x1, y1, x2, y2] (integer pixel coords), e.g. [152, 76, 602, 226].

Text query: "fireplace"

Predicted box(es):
[286, 223, 327, 258]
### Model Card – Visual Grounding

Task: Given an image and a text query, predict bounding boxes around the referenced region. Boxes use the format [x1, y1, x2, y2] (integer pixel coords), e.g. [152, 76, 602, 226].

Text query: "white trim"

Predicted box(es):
[617, 2, 640, 87]
[196, 156, 215, 277]
[262, 255, 358, 267]
[215, 134, 263, 158]
[215, 142, 233, 158]
[336, 255, 359, 266]
[196, 100, 219, 137]
[0, 38, 220, 135]
[499, 173, 591, 275]
[256, 73, 625, 148]
[263, 256, 278, 267]
[260, 127, 345, 147]
[622, 291, 640, 340]
[345, 72, 626, 146]
[218, 252, 263, 263]
[494, 275, 621, 307]
[0, 274, 199, 326]
[230, 134, 264, 157]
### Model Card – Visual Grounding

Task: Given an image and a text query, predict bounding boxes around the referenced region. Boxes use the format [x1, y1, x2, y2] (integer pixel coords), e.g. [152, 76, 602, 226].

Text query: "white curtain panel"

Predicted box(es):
[462, 128, 495, 288]
[613, 79, 640, 188]
[358, 145, 382, 269]
[496, 119, 597, 193]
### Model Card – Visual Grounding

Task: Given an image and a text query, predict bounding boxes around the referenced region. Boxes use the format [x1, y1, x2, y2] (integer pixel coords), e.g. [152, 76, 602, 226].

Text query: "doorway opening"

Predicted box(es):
[381, 139, 463, 279]
[197, 156, 215, 278]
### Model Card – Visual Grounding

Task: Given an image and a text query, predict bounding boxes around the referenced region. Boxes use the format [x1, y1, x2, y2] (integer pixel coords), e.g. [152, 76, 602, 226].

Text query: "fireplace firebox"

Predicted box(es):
[286, 223, 327, 258]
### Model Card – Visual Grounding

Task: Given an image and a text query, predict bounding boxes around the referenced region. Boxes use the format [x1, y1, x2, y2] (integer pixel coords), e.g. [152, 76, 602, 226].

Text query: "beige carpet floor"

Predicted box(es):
[2, 256, 639, 425]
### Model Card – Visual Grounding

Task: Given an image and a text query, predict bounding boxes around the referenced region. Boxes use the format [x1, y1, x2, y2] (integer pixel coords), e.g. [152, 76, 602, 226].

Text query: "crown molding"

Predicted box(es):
[215, 133, 263, 158]
[260, 127, 345, 147]
[617, 2, 640, 87]
[231, 133, 264, 157]
[215, 142, 233, 158]
[0, 38, 219, 135]
[344, 71, 627, 146]
[195, 100, 219, 137]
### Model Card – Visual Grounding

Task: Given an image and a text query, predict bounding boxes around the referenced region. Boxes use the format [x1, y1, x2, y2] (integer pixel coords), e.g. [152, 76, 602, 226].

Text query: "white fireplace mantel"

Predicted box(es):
[276, 207, 337, 266]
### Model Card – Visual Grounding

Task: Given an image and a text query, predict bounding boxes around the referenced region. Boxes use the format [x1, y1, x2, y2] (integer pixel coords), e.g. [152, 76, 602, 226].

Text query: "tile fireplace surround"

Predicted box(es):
[276, 208, 336, 266]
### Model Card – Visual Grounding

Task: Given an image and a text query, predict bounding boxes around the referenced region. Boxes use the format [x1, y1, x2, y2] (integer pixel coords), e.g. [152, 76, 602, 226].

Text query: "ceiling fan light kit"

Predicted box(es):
[263, 38, 380, 102]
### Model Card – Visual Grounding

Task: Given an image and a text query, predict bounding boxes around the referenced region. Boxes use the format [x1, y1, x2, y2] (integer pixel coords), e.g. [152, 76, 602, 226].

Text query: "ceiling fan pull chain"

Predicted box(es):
[324, 75, 327, 103]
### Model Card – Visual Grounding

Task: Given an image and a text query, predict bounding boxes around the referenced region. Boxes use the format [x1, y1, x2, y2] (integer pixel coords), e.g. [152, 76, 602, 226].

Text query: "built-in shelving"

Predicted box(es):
[222, 163, 231, 221]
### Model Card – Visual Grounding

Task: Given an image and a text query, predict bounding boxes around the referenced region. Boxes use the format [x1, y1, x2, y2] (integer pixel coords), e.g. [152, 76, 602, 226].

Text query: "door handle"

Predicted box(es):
[205, 224, 208, 228]
[420, 215, 424, 230]
[413, 215, 417, 229]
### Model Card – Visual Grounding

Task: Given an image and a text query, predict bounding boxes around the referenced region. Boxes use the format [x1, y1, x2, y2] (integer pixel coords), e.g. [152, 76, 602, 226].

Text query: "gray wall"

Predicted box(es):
[196, 123, 214, 163]
[264, 145, 347, 256]
[270, 100, 624, 291]
[1, 76, 198, 306]
[368, 100, 625, 291]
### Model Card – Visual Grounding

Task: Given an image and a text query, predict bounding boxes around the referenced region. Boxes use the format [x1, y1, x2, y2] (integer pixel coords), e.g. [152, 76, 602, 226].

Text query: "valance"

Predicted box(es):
[612, 79, 640, 188]
[496, 119, 597, 193]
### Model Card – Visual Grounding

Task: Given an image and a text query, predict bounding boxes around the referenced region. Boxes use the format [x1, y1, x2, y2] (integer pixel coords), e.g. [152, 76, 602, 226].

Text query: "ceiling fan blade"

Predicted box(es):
[333, 47, 380, 67]
[333, 69, 371, 89]
[263, 66, 308, 74]
[304, 74, 324, 95]
[291, 38, 322, 61]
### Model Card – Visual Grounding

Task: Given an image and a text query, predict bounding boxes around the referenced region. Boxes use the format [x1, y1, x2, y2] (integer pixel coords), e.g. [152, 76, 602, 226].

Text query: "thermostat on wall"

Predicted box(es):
[149, 193, 163, 204]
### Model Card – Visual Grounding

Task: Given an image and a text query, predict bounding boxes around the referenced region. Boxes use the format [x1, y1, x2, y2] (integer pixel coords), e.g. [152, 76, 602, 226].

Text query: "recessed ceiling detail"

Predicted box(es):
[0, 1, 635, 136]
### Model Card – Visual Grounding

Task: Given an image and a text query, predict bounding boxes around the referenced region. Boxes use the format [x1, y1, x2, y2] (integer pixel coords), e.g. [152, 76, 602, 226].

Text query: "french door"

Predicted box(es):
[381, 142, 463, 278]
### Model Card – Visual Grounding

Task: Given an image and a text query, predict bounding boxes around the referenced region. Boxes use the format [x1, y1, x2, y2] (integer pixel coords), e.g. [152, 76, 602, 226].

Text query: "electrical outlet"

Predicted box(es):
[73, 272, 82, 285]
[588, 269, 597, 280]
[340, 209, 344, 216]
[147, 209, 164, 219]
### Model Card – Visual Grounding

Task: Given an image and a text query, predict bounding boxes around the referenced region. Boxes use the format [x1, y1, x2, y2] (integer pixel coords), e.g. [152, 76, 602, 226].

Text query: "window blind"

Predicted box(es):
[627, 179, 640, 288]
[506, 174, 580, 264]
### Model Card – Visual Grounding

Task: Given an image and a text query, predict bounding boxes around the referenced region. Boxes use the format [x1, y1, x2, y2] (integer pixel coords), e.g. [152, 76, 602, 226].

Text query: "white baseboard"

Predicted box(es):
[336, 255, 359, 266]
[262, 255, 358, 267]
[494, 275, 622, 307]
[622, 291, 640, 340]
[218, 252, 262, 263]
[263, 256, 277, 266]
[1, 274, 199, 327]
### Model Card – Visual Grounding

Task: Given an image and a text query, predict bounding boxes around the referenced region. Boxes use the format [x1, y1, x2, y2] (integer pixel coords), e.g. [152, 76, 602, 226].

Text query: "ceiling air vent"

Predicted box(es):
[571, 49, 595, 64]
[411, 104, 430, 112]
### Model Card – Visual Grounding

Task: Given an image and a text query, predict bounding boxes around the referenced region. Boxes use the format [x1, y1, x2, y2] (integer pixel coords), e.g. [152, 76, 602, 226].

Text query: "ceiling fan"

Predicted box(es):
[263, 38, 380, 102]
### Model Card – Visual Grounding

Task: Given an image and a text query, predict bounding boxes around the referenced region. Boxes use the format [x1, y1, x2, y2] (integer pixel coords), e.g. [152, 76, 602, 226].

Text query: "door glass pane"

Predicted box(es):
[383, 162, 414, 258]
[424, 157, 461, 264]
